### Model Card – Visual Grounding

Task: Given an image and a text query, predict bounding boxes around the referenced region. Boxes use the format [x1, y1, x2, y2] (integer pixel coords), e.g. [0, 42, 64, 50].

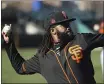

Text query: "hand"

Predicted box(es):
[2, 24, 12, 43]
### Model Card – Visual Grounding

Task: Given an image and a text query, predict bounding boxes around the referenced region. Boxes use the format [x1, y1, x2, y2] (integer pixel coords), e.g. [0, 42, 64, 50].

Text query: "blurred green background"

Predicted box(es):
[1, 48, 103, 83]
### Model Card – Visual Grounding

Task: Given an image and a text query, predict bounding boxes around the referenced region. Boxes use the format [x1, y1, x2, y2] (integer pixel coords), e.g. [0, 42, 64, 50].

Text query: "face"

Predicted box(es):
[50, 24, 70, 43]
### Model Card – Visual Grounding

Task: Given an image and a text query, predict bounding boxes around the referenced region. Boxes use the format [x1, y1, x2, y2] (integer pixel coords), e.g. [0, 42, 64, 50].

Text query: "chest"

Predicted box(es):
[39, 35, 88, 72]
[39, 50, 64, 74]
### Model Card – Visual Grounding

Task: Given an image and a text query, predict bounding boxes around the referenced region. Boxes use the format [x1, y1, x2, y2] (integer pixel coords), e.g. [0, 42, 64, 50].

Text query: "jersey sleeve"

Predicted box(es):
[5, 41, 41, 75]
[82, 33, 104, 49]
[23, 54, 41, 74]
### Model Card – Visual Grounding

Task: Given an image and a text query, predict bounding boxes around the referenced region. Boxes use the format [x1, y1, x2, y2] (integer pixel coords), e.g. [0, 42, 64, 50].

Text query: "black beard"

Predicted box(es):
[58, 31, 74, 49]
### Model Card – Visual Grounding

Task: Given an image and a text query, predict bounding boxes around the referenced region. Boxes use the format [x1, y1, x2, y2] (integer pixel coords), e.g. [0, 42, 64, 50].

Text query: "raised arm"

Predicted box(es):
[2, 24, 41, 75]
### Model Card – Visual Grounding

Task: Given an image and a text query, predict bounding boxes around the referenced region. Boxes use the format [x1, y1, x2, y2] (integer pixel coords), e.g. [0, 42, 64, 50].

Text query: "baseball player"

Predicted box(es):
[2, 11, 104, 84]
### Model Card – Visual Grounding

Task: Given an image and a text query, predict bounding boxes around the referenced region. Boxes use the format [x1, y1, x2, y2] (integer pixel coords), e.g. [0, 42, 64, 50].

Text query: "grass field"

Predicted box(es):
[1, 48, 103, 83]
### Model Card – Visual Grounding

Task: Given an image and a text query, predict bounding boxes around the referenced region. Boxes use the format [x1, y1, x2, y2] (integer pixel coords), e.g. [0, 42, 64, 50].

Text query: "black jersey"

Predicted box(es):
[5, 33, 104, 84]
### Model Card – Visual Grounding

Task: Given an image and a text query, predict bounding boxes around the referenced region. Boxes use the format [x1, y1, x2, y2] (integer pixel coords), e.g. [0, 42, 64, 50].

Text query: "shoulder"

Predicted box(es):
[76, 33, 93, 36]
[75, 33, 94, 38]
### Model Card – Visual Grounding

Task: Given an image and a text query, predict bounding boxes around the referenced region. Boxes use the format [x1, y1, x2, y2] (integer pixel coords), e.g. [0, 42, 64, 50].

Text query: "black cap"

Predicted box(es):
[44, 11, 76, 30]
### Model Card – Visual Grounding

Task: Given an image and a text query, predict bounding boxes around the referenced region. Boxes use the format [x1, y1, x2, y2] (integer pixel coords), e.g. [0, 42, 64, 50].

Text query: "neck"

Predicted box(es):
[53, 42, 61, 51]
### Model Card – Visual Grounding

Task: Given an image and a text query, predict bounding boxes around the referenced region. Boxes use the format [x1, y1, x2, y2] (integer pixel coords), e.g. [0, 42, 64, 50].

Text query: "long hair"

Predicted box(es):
[38, 28, 53, 56]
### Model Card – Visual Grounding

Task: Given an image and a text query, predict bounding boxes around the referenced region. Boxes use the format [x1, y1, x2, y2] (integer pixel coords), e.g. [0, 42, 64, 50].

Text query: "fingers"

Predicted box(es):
[2, 24, 11, 43]
[2, 32, 8, 37]
[2, 24, 12, 35]
[3, 34, 9, 43]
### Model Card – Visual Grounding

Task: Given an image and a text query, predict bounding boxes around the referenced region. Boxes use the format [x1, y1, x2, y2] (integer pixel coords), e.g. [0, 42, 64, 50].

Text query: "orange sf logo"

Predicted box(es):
[68, 45, 83, 63]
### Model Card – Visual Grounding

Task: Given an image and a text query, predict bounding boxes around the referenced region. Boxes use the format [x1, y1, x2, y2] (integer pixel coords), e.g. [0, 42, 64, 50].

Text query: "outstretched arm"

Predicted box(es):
[2, 24, 41, 75]
[82, 33, 104, 50]
[5, 41, 41, 74]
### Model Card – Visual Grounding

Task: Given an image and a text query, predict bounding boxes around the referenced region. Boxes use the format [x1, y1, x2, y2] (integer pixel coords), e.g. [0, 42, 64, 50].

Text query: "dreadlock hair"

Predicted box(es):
[38, 28, 53, 56]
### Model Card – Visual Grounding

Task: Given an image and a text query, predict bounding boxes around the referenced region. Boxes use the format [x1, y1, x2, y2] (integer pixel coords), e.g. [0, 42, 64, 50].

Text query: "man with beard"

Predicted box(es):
[2, 11, 104, 84]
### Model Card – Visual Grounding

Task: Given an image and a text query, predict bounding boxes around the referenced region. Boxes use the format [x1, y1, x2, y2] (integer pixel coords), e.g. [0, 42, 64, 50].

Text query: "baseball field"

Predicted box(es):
[1, 48, 103, 83]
